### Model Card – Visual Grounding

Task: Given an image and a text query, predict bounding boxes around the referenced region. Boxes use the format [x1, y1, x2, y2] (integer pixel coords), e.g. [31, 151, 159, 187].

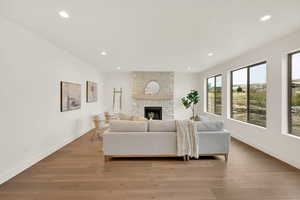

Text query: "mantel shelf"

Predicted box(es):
[132, 95, 173, 100]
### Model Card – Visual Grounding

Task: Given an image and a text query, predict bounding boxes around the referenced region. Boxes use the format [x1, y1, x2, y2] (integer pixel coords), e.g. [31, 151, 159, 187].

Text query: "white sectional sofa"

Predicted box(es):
[103, 120, 230, 161]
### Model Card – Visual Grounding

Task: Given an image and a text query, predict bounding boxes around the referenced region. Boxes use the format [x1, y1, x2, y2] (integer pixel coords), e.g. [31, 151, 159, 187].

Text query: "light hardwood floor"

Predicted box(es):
[0, 132, 299, 200]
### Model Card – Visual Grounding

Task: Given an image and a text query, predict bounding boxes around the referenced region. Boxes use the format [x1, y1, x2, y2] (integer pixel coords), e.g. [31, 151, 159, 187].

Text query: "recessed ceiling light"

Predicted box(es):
[116, 67, 121, 70]
[59, 11, 69, 19]
[260, 15, 272, 22]
[100, 51, 107, 56]
[187, 67, 192, 71]
[208, 52, 214, 56]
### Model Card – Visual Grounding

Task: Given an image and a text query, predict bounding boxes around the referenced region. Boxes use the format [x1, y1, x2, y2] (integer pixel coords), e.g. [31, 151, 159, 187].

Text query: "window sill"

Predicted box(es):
[282, 133, 300, 140]
[227, 117, 267, 130]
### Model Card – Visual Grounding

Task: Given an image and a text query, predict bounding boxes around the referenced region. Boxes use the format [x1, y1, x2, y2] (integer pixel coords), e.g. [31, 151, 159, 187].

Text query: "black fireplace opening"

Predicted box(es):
[144, 107, 162, 120]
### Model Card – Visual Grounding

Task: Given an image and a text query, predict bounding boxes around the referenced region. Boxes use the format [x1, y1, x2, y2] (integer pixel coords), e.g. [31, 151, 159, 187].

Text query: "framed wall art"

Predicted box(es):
[60, 81, 81, 112]
[86, 81, 97, 103]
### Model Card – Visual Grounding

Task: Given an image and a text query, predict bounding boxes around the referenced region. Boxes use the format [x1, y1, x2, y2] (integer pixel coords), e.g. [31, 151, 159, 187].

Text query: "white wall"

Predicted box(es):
[0, 17, 104, 184]
[198, 29, 300, 169]
[103, 72, 200, 119]
[103, 72, 133, 114]
[174, 73, 200, 119]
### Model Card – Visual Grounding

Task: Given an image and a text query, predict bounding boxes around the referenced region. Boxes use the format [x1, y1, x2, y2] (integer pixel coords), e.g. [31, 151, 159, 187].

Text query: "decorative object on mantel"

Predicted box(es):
[86, 81, 97, 103]
[145, 81, 160, 95]
[181, 90, 200, 120]
[60, 81, 81, 112]
[113, 88, 122, 113]
[132, 72, 174, 100]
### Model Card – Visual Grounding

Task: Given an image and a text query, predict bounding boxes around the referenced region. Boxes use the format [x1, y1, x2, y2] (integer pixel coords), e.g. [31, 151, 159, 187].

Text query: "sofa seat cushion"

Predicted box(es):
[110, 120, 148, 132]
[149, 120, 176, 132]
[195, 120, 224, 131]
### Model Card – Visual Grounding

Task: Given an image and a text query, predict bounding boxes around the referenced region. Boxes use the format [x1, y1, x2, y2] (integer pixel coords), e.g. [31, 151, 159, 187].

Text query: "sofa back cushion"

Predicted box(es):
[110, 120, 148, 132]
[196, 120, 224, 131]
[149, 120, 176, 132]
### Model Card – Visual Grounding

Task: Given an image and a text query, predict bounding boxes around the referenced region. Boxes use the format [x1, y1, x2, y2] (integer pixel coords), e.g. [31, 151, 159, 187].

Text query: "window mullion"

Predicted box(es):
[288, 54, 292, 134]
[230, 72, 233, 118]
[206, 79, 208, 112]
[214, 76, 217, 114]
[247, 67, 250, 123]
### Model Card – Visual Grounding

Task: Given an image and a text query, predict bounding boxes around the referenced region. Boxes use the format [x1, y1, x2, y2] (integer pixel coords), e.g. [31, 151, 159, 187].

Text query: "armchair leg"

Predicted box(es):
[224, 153, 228, 162]
[90, 129, 96, 142]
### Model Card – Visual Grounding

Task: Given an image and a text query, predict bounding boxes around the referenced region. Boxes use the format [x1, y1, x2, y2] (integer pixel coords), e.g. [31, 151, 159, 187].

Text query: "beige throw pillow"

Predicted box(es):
[131, 116, 148, 121]
[118, 113, 132, 120]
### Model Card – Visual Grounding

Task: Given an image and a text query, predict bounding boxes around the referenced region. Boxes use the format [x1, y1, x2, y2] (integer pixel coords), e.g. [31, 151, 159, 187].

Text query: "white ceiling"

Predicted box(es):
[1, 0, 300, 72]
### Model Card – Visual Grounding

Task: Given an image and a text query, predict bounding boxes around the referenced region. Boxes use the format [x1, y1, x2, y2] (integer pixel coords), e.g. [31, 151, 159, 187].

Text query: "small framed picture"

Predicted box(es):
[86, 81, 97, 103]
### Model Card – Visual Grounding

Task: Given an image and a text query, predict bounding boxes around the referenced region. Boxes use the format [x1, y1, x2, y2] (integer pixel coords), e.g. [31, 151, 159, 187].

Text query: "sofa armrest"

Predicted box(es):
[197, 130, 230, 154]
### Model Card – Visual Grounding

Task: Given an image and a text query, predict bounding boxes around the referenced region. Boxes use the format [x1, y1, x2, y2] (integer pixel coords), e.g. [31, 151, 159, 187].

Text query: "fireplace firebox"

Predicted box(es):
[144, 107, 162, 120]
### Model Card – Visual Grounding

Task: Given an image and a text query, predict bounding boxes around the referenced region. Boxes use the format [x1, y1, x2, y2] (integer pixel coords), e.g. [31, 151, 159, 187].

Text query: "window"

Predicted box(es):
[231, 62, 267, 127]
[288, 51, 300, 137]
[207, 75, 222, 115]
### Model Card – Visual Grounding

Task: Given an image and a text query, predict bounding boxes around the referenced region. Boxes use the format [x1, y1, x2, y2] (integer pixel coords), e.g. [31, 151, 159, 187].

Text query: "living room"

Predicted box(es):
[1, 1, 300, 199]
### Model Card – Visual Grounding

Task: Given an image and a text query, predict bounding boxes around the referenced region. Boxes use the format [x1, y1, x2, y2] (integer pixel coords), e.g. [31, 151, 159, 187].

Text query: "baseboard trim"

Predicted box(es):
[0, 130, 91, 185]
[232, 135, 300, 170]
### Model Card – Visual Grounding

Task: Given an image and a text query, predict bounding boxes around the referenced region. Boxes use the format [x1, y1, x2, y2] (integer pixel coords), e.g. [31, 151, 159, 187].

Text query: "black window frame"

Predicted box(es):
[206, 74, 222, 115]
[288, 50, 300, 136]
[230, 61, 267, 127]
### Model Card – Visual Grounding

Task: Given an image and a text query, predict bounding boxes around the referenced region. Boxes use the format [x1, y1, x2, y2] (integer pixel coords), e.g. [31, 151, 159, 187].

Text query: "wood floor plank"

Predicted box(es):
[0, 131, 299, 200]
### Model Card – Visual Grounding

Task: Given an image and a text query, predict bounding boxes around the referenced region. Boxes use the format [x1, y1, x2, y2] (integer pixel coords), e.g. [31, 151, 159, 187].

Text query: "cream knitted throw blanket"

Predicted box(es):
[175, 120, 199, 159]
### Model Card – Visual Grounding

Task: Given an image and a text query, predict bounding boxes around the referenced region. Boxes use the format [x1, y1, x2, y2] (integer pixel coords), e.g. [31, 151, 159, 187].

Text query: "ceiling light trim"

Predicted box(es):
[59, 10, 70, 19]
[260, 15, 272, 22]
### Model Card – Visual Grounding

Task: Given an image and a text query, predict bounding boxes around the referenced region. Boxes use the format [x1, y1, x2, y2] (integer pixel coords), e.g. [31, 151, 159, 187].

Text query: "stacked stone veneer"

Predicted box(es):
[131, 72, 174, 120]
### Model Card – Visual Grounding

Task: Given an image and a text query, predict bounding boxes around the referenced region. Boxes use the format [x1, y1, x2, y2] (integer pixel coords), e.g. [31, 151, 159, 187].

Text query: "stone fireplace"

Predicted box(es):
[131, 72, 174, 120]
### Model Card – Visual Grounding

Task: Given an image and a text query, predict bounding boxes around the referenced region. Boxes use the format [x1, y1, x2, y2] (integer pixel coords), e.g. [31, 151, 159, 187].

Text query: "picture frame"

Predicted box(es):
[86, 81, 98, 103]
[60, 81, 81, 112]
